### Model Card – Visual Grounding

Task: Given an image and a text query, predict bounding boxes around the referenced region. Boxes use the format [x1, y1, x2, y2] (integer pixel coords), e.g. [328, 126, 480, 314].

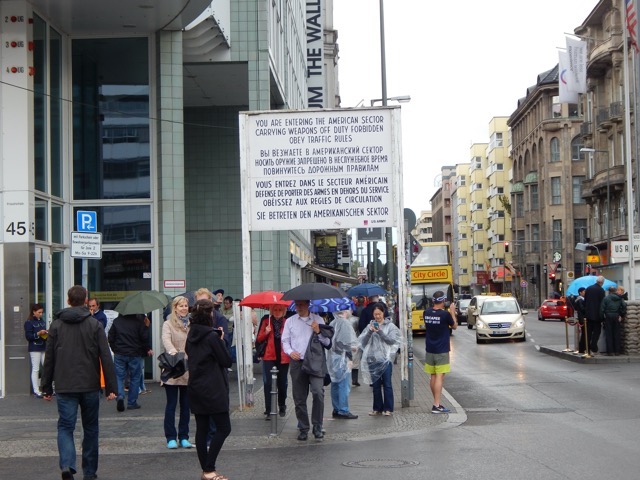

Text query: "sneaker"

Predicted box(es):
[279, 405, 286, 417]
[167, 440, 178, 449]
[116, 398, 125, 412]
[382, 411, 392, 416]
[312, 426, 324, 441]
[368, 411, 382, 416]
[336, 412, 358, 419]
[297, 431, 308, 441]
[33, 392, 44, 399]
[431, 404, 451, 414]
[83, 476, 98, 480]
[179, 439, 193, 448]
[127, 403, 141, 410]
[139, 389, 151, 396]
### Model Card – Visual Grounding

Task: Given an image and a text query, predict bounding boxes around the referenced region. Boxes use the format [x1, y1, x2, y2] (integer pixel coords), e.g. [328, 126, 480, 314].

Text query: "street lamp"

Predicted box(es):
[370, 95, 411, 106]
[580, 148, 610, 257]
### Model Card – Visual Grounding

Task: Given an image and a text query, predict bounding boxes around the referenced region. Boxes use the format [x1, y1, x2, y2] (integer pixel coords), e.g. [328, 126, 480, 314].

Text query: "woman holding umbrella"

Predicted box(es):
[255, 304, 290, 419]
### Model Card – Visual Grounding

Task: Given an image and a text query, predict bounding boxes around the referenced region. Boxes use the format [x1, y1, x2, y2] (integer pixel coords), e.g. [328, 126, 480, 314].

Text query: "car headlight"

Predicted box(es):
[476, 319, 486, 328]
[515, 318, 525, 327]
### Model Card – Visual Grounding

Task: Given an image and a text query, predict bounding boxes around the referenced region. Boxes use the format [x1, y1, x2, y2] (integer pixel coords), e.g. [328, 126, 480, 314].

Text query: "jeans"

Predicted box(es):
[371, 362, 394, 412]
[56, 391, 101, 477]
[262, 360, 289, 413]
[29, 351, 45, 394]
[330, 374, 351, 414]
[164, 384, 190, 441]
[114, 355, 142, 407]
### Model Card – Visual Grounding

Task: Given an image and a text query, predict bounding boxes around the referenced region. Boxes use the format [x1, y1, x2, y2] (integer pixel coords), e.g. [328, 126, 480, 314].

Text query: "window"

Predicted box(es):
[474, 243, 484, 251]
[460, 233, 467, 239]
[495, 163, 504, 170]
[516, 194, 524, 218]
[551, 177, 561, 204]
[572, 176, 586, 204]
[550, 137, 560, 162]
[532, 224, 540, 253]
[552, 95, 561, 118]
[553, 219, 562, 251]
[571, 136, 585, 161]
[73, 38, 150, 200]
[574, 219, 587, 244]
[530, 184, 539, 210]
[458, 176, 466, 186]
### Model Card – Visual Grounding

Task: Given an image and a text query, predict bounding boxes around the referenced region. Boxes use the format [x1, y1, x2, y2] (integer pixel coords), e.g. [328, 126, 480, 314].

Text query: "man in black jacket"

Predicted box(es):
[42, 285, 117, 480]
[574, 287, 587, 353]
[584, 276, 606, 354]
[108, 313, 153, 411]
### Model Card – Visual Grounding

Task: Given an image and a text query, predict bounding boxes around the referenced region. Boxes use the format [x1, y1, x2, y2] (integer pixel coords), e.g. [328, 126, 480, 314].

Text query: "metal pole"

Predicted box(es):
[562, 316, 572, 352]
[270, 366, 278, 436]
[622, 0, 637, 300]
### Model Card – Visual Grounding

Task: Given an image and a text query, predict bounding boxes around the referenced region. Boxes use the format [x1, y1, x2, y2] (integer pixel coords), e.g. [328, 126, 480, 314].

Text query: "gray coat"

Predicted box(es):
[301, 324, 334, 378]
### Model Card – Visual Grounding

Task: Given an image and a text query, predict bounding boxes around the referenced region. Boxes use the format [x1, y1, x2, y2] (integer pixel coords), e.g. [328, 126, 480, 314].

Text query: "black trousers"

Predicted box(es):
[586, 318, 602, 353]
[262, 360, 289, 413]
[604, 318, 622, 354]
[195, 412, 231, 473]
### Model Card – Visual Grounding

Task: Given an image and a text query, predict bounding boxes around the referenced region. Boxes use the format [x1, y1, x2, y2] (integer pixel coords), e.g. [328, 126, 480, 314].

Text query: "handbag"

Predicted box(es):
[254, 316, 268, 359]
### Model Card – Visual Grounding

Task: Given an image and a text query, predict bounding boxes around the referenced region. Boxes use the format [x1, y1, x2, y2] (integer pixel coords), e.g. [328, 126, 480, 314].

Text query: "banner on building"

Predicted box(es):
[565, 36, 587, 93]
[558, 50, 579, 104]
[306, 0, 324, 107]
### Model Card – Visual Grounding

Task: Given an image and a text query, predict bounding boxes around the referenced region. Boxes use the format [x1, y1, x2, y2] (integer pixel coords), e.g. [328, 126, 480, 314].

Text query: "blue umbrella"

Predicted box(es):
[566, 276, 617, 296]
[346, 283, 386, 297]
[288, 297, 355, 313]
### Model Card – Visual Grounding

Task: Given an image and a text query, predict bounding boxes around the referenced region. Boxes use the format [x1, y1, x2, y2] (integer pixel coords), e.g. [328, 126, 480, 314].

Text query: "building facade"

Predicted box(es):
[0, 0, 339, 396]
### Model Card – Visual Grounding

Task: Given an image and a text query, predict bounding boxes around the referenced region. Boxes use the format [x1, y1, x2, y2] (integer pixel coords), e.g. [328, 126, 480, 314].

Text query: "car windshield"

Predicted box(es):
[458, 299, 471, 308]
[481, 300, 519, 315]
[544, 301, 564, 307]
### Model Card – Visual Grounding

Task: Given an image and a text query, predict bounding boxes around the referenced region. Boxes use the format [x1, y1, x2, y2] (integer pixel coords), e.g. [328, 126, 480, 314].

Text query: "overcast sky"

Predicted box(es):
[334, 0, 598, 217]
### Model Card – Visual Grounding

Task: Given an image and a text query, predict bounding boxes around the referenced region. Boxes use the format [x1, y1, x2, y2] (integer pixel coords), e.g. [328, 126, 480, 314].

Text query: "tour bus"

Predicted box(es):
[409, 242, 455, 333]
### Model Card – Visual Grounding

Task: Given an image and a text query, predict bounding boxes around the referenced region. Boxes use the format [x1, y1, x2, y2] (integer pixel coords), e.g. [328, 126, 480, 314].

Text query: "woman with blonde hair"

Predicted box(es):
[162, 295, 192, 449]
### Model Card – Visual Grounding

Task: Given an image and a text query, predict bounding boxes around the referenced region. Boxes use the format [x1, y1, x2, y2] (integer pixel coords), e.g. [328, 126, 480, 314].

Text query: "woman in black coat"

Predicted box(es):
[186, 299, 232, 480]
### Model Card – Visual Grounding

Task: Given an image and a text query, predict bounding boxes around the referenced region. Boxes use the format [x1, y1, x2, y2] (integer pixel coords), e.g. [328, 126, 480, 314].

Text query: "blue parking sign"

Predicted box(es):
[76, 211, 97, 232]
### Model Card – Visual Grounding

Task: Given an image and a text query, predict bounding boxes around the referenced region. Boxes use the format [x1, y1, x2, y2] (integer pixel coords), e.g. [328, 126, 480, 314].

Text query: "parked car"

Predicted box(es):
[466, 295, 494, 329]
[474, 296, 527, 344]
[538, 299, 570, 321]
[455, 298, 471, 324]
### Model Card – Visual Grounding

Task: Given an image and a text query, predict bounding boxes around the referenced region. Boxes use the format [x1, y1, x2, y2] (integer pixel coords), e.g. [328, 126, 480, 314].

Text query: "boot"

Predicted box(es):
[352, 368, 360, 386]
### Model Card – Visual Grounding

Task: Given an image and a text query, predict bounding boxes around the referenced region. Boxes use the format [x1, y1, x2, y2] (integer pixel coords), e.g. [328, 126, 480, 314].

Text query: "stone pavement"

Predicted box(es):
[0, 357, 464, 461]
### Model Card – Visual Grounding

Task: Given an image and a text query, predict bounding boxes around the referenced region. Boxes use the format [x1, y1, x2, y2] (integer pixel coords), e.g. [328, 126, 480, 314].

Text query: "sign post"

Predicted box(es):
[73, 211, 100, 289]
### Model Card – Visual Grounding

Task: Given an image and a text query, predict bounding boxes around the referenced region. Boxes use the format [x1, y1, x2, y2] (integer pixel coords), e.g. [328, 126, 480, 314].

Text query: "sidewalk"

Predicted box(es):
[0, 358, 463, 459]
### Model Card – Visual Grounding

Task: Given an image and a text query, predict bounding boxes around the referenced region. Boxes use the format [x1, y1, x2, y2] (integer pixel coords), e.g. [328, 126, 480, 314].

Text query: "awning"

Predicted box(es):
[304, 264, 359, 285]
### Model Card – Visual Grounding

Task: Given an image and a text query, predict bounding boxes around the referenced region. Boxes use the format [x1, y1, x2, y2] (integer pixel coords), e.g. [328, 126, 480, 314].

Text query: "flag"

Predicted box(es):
[566, 37, 587, 93]
[626, 0, 639, 53]
[558, 51, 579, 104]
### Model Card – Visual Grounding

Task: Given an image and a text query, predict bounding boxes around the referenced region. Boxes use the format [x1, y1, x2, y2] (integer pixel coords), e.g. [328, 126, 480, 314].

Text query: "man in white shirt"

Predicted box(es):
[281, 300, 331, 441]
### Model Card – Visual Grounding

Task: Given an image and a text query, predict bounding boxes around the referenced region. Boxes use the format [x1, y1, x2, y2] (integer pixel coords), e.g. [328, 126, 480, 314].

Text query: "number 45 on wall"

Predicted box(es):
[5, 221, 27, 236]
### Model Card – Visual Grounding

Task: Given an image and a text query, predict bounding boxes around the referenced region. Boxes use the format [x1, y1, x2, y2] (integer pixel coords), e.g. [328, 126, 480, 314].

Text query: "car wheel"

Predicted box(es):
[476, 335, 484, 344]
[518, 332, 527, 342]
[538, 314, 544, 321]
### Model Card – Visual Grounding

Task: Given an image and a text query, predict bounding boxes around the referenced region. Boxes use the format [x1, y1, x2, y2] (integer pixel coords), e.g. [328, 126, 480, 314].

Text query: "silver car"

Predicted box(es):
[474, 297, 527, 344]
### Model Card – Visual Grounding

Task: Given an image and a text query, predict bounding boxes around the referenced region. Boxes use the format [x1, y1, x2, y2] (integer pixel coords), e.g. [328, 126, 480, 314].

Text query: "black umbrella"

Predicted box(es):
[281, 283, 347, 301]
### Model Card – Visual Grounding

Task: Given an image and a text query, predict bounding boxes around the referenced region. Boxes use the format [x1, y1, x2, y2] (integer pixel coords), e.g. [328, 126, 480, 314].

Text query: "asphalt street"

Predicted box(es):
[4, 315, 640, 480]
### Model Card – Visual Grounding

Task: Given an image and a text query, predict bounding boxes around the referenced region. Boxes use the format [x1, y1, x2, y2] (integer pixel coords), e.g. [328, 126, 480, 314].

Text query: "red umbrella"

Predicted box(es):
[239, 290, 290, 309]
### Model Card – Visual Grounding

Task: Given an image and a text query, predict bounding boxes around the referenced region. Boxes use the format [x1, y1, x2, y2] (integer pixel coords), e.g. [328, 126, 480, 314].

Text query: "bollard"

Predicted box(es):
[270, 366, 278, 436]
[573, 318, 581, 353]
[562, 316, 572, 352]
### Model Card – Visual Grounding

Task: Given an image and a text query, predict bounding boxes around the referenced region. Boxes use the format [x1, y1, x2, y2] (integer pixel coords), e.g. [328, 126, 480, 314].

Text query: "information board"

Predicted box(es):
[240, 107, 401, 231]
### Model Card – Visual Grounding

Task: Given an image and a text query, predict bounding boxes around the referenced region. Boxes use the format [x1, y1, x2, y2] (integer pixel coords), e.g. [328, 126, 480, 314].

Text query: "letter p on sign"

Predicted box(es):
[77, 211, 97, 232]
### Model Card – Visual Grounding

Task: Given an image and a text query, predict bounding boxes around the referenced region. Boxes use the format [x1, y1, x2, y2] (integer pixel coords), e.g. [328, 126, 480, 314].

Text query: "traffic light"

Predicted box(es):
[504, 241, 509, 253]
[549, 272, 556, 283]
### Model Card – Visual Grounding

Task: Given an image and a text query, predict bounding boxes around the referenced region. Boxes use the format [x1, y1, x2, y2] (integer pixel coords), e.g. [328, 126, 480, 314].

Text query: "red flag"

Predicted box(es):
[626, 0, 639, 53]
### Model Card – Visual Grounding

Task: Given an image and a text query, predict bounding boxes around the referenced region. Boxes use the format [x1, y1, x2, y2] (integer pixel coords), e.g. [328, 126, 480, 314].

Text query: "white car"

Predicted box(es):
[474, 297, 527, 344]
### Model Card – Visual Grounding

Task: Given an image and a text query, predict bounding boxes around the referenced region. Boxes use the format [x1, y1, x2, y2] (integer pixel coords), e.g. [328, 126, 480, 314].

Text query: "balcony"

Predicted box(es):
[596, 107, 611, 130]
[609, 101, 623, 122]
[580, 121, 592, 137]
